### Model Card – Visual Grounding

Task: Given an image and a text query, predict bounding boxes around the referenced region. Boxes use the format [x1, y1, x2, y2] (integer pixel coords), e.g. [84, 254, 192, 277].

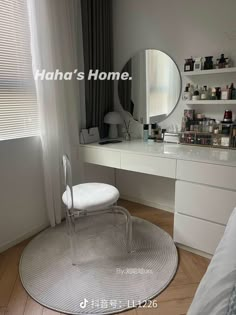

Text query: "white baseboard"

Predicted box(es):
[176, 243, 213, 259]
[120, 194, 174, 213]
[0, 222, 49, 254]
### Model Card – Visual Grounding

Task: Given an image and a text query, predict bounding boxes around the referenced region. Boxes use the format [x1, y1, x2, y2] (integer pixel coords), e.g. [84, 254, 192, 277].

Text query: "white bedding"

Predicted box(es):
[188, 208, 236, 315]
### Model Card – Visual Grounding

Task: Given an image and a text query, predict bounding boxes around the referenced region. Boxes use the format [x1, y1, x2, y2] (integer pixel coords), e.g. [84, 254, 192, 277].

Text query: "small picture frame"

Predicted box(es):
[80, 127, 100, 144]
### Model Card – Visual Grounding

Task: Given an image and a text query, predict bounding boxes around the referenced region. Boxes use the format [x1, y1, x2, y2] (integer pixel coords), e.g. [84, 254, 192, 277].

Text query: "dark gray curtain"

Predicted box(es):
[81, 0, 114, 138]
[118, 60, 133, 115]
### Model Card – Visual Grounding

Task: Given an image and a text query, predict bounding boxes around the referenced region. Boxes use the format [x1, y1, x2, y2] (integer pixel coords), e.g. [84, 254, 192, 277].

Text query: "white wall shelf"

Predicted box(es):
[181, 67, 236, 76]
[186, 100, 236, 105]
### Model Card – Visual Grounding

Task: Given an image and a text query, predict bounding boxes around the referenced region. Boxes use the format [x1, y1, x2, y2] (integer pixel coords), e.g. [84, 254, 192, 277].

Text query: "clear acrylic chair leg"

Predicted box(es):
[66, 213, 77, 265]
[112, 205, 133, 253]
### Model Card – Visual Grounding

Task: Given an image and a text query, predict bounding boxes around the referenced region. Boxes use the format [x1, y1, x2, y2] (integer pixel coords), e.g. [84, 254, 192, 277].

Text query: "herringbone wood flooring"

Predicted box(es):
[0, 200, 210, 315]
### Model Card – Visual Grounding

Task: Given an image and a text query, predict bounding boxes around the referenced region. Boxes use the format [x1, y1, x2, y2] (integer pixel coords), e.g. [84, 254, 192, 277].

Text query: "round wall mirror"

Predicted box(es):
[118, 49, 181, 124]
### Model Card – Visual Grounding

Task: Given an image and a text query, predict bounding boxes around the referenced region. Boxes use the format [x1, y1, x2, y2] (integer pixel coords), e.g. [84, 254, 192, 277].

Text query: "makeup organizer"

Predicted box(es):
[181, 55, 236, 149]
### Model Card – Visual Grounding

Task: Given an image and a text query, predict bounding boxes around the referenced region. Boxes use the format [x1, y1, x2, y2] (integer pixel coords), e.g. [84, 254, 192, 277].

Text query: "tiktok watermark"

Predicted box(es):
[79, 298, 158, 310]
[34, 69, 132, 81]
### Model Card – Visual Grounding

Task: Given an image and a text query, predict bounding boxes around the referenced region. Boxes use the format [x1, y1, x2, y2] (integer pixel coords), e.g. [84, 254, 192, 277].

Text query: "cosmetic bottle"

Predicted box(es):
[151, 123, 157, 138]
[230, 83, 236, 100]
[201, 86, 208, 100]
[184, 57, 194, 72]
[192, 86, 200, 100]
[155, 125, 162, 141]
[218, 54, 227, 68]
[183, 83, 191, 100]
[189, 85, 194, 99]
[221, 85, 230, 100]
[215, 87, 221, 100]
[143, 124, 149, 142]
[194, 57, 203, 71]
[204, 56, 213, 70]
[211, 88, 217, 100]
[228, 83, 235, 99]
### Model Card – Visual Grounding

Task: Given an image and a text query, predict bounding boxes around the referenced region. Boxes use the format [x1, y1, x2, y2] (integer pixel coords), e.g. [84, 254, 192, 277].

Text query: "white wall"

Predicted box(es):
[0, 137, 48, 252]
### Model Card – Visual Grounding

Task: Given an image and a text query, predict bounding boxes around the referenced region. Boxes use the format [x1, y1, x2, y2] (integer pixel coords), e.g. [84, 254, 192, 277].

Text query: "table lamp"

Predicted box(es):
[104, 111, 123, 139]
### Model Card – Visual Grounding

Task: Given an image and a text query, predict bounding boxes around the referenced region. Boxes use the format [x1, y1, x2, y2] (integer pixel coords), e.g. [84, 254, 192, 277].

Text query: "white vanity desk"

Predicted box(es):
[80, 140, 236, 257]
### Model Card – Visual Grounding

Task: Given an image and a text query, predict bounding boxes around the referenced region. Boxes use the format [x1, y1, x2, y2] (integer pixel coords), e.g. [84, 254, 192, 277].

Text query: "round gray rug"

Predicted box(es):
[20, 214, 178, 314]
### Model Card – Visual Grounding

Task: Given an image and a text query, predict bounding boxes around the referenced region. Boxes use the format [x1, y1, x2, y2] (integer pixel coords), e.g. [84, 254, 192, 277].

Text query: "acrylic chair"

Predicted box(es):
[62, 154, 132, 265]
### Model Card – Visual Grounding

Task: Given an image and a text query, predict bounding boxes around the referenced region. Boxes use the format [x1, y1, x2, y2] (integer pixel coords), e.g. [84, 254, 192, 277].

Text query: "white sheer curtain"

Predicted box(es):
[28, 0, 80, 226]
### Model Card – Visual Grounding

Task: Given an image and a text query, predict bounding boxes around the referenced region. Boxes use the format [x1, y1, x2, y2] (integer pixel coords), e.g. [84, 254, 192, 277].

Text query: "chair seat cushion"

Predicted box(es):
[62, 183, 120, 211]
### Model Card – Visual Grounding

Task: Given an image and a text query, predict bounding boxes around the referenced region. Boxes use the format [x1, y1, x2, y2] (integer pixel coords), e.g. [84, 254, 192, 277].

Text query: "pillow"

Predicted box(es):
[227, 284, 236, 315]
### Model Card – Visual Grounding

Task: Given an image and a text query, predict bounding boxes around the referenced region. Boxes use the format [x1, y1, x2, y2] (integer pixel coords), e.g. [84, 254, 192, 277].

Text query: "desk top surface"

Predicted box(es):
[80, 140, 236, 167]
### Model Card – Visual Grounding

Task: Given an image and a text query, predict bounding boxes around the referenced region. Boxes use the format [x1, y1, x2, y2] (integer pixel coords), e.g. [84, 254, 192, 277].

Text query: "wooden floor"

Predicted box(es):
[0, 200, 210, 315]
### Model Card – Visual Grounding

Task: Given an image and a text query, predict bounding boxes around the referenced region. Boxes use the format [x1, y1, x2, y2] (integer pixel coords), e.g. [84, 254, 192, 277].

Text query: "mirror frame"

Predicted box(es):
[118, 49, 182, 123]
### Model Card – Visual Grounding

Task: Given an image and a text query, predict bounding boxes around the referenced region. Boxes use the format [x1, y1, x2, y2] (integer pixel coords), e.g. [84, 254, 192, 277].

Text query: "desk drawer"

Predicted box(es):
[174, 213, 225, 255]
[175, 181, 235, 225]
[81, 147, 120, 168]
[177, 160, 236, 190]
[121, 153, 176, 179]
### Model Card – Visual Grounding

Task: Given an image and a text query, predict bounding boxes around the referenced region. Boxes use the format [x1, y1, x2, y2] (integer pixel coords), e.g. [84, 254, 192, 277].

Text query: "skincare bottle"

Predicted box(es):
[194, 57, 203, 71]
[221, 85, 230, 100]
[183, 84, 191, 100]
[204, 56, 213, 70]
[192, 85, 200, 100]
[201, 86, 208, 100]
[155, 125, 162, 141]
[184, 57, 194, 72]
[211, 88, 217, 100]
[189, 84, 194, 99]
[215, 87, 221, 100]
[230, 83, 236, 100]
[218, 54, 227, 68]
[151, 123, 157, 138]
[143, 124, 149, 142]
[229, 83, 235, 99]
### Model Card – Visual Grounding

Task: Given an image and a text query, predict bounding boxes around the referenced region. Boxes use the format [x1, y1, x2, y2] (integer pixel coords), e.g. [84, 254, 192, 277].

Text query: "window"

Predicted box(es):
[0, 0, 39, 141]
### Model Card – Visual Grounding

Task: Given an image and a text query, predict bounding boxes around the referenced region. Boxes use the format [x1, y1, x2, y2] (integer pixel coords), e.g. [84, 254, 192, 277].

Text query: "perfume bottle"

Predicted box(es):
[215, 87, 221, 100]
[194, 57, 203, 71]
[151, 123, 157, 137]
[184, 58, 194, 72]
[201, 86, 208, 100]
[189, 84, 194, 98]
[230, 83, 236, 100]
[192, 85, 200, 100]
[218, 54, 227, 68]
[183, 83, 191, 100]
[221, 85, 230, 100]
[211, 88, 217, 100]
[204, 56, 213, 70]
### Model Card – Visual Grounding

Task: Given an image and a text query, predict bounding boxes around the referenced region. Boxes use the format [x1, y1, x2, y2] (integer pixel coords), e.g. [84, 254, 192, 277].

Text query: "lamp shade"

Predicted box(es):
[104, 111, 123, 125]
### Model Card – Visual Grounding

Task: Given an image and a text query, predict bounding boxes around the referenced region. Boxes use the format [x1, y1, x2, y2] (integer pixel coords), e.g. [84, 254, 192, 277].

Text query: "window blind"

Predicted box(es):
[0, 0, 39, 141]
